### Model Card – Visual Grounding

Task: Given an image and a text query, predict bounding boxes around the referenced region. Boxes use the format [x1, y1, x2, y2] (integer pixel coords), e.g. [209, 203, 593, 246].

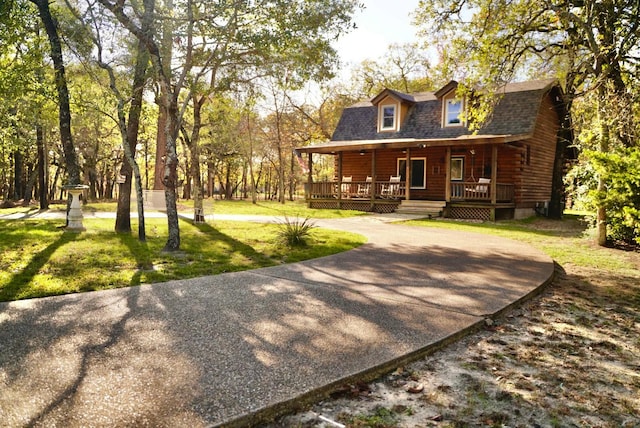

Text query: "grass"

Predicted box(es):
[0, 217, 366, 302]
[176, 198, 366, 218]
[90, 198, 363, 219]
[0, 199, 367, 219]
[404, 215, 635, 273]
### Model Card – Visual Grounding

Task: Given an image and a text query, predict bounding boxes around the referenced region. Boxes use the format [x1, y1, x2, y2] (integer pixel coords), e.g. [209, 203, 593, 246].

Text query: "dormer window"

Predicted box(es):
[380, 104, 397, 131]
[445, 98, 463, 126]
[372, 89, 414, 133]
[435, 80, 466, 128]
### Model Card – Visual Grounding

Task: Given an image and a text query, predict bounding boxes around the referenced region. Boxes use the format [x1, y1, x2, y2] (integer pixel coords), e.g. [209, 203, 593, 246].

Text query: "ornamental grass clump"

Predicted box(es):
[277, 216, 315, 247]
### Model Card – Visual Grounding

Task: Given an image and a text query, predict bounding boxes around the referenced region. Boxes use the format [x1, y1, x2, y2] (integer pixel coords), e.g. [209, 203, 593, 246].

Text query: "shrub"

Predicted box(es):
[589, 147, 640, 245]
[276, 216, 315, 247]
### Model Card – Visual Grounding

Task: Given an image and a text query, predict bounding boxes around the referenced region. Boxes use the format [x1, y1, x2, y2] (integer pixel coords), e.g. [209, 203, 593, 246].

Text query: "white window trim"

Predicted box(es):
[442, 95, 464, 128]
[397, 157, 427, 189]
[379, 103, 398, 131]
[451, 157, 464, 181]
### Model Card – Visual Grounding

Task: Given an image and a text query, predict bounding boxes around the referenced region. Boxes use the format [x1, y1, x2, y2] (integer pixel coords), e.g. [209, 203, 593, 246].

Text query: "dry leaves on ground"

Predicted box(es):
[267, 253, 640, 428]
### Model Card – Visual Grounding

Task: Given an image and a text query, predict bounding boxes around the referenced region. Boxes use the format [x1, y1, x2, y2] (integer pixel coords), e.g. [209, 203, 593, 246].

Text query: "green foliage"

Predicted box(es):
[276, 216, 316, 247]
[564, 156, 597, 212]
[414, 0, 640, 242]
[588, 148, 640, 245]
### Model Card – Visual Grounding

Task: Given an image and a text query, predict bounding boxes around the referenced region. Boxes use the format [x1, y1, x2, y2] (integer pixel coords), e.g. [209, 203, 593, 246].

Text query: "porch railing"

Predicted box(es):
[308, 180, 406, 200]
[450, 182, 514, 202]
[308, 180, 514, 202]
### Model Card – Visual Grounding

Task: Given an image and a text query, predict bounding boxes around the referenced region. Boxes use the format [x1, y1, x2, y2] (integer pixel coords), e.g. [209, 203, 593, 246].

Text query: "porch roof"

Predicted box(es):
[296, 133, 531, 154]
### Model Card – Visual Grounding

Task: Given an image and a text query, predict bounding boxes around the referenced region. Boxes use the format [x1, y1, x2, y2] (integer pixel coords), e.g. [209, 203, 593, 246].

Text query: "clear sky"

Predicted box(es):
[334, 1, 421, 67]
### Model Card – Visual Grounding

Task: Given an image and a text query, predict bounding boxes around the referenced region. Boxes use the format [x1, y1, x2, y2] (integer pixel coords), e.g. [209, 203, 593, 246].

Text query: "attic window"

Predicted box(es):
[445, 98, 463, 126]
[380, 104, 396, 131]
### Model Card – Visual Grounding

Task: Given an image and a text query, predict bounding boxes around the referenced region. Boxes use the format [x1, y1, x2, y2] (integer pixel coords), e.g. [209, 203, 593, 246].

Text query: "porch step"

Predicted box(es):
[396, 200, 446, 218]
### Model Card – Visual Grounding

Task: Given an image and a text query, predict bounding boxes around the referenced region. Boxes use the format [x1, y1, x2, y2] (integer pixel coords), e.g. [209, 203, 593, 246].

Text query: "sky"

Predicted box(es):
[333, 1, 421, 68]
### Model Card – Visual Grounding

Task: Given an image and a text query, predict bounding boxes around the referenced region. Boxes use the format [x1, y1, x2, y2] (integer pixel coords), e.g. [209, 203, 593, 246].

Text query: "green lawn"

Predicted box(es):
[405, 215, 636, 274]
[2, 199, 367, 219]
[0, 217, 366, 302]
[3, 200, 635, 307]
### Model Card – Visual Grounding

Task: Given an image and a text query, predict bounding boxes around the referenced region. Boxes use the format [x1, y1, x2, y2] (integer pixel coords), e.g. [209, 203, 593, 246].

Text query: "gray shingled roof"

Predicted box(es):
[331, 79, 558, 142]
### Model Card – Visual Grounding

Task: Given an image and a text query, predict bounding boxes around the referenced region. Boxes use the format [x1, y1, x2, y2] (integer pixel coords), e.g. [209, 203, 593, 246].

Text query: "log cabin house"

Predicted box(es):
[296, 79, 569, 220]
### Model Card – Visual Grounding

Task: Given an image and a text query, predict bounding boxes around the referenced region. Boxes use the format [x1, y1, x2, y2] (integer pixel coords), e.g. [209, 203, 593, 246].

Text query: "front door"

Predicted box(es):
[397, 157, 426, 189]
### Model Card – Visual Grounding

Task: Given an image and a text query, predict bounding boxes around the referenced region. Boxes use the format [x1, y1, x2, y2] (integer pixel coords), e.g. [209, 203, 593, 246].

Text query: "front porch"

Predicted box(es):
[307, 178, 515, 217]
[298, 137, 522, 220]
[307, 179, 406, 213]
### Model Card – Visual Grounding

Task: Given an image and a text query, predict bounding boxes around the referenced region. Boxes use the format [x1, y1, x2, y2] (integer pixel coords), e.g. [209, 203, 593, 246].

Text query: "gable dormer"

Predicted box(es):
[371, 89, 415, 133]
[435, 80, 465, 128]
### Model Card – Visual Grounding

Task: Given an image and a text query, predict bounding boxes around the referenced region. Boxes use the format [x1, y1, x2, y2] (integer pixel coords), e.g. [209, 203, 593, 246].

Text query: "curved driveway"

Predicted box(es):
[0, 214, 554, 427]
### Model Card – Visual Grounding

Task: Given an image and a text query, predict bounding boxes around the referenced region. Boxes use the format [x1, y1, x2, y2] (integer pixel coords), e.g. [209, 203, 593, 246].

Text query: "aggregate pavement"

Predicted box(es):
[0, 211, 554, 427]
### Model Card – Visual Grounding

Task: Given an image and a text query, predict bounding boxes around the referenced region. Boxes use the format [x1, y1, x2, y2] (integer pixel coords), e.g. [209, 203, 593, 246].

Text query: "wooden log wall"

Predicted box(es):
[339, 148, 450, 200]
[515, 94, 559, 208]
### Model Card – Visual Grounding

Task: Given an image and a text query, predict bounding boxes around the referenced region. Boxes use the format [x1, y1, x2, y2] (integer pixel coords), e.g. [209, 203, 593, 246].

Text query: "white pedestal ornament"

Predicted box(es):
[63, 184, 90, 231]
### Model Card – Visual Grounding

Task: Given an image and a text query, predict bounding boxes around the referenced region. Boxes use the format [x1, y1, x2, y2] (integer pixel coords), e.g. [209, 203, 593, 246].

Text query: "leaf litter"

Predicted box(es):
[263, 232, 640, 428]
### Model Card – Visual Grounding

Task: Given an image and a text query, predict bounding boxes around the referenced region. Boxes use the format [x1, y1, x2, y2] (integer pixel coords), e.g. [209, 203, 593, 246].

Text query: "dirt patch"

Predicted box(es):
[264, 236, 640, 427]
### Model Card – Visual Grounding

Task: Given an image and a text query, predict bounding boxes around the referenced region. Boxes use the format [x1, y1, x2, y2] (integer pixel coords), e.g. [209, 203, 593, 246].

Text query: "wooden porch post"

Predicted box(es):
[490, 144, 498, 221]
[306, 152, 313, 200]
[405, 147, 411, 200]
[491, 145, 498, 204]
[337, 152, 343, 200]
[370, 150, 376, 203]
[445, 147, 451, 202]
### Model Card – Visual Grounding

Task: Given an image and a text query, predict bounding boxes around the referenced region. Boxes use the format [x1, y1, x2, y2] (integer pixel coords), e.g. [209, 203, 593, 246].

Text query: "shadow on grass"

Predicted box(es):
[115, 233, 153, 287]
[1, 230, 78, 302]
[408, 215, 589, 239]
[177, 214, 273, 268]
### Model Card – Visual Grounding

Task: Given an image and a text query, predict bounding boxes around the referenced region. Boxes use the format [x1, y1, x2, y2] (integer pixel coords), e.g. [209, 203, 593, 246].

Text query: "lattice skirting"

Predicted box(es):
[308, 200, 399, 213]
[448, 206, 492, 221]
[309, 200, 340, 210]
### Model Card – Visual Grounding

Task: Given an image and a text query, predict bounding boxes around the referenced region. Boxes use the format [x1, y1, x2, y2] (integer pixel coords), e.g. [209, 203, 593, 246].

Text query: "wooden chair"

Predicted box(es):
[381, 175, 401, 198]
[341, 176, 353, 198]
[357, 176, 372, 197]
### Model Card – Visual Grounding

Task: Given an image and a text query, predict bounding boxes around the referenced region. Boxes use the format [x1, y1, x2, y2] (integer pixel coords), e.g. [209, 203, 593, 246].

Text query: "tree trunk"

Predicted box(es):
[36, 124, 48, 209]
[161, 96, 180, 250]
[248, 114, 257, 204]
[23, 164, 37, 206]
[152, 0, 173, 192]
[116, 33, 150, 239]
[276, 140, 285, 204]
[13, 151, 23, 201]
[153, 107, 167, 191]
[596, 93, 609, 246]
[548, 108, 572, 219]
[289, 150, 294, 201]
[49, 162, 60, 200]
[184, 98, 205, 222]
[96, 0, 180, 250]
[31, 0, 80, 186]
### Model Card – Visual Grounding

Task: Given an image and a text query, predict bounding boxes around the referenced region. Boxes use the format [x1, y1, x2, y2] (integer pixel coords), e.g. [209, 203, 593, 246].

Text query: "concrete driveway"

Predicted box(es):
[0, 215, 554, 427]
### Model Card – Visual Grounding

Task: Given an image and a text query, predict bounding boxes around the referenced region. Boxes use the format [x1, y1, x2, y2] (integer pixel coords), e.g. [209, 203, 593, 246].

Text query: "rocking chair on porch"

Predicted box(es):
[357, 176, 372, 197]
[381, 175, 401, 198]
[340, 176, 353, 198]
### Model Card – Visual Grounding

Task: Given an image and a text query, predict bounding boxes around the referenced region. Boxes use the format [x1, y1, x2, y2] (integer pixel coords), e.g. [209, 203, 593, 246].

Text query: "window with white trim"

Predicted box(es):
[451, 157, 464, 181]
[445, 98, 463, 126]
[397, 157, 427, 189]
[380, 104, 396, 131]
